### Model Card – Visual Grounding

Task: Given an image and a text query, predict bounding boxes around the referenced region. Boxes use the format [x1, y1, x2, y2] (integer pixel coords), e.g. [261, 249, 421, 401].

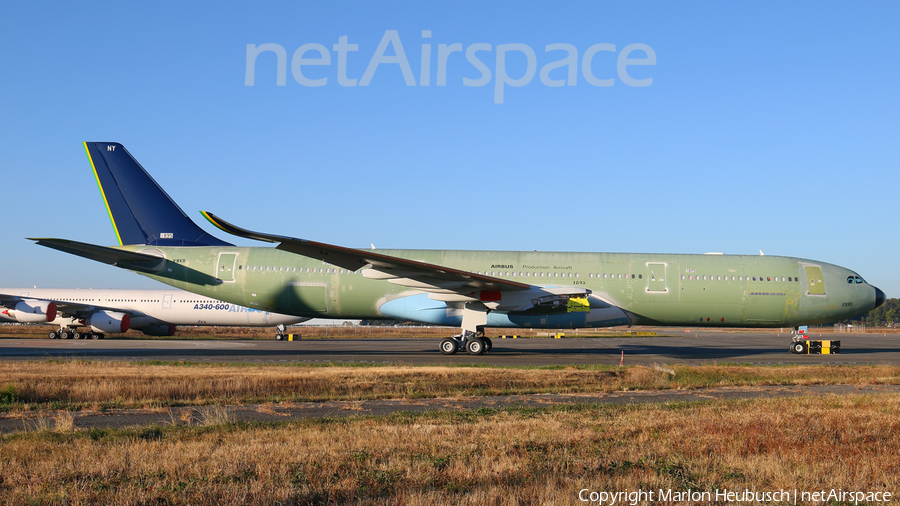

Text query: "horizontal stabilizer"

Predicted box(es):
[28, 238, 166, 274]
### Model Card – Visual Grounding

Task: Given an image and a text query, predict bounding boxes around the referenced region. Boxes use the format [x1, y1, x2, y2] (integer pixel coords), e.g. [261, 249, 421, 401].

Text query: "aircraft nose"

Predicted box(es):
[874, 287, 886, 309]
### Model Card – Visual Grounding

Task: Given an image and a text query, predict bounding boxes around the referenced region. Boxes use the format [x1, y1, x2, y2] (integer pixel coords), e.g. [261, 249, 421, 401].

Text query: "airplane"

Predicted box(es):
[0, 287, 309, 339]
[28, 142, 886, 355]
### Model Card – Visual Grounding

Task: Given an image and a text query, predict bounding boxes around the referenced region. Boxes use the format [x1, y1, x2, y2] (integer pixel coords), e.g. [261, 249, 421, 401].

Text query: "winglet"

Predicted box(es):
[200, 211, 280, 244]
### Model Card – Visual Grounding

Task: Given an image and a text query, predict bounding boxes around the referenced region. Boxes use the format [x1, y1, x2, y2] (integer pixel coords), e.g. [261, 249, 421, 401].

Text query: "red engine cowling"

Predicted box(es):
[140, 324, 177, 336]
[11, 301, 58, 323]
[88, 311, 130, 333]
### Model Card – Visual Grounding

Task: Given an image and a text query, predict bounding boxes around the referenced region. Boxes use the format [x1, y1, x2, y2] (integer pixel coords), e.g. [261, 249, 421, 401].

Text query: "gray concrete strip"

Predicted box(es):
[3, 384, 899, 434]
[2, 332, 900, 366]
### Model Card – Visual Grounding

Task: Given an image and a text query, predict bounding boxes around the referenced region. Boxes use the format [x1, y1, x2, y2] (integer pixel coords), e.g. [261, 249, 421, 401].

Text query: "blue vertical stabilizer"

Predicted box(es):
[84, 142, 233, 246]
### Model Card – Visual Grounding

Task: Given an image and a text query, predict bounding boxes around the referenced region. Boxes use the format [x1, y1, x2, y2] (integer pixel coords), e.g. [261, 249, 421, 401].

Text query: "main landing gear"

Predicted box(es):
[440, 330, 493, 356]
[48, 329, 104, 340]
[439, 305, 492, 355]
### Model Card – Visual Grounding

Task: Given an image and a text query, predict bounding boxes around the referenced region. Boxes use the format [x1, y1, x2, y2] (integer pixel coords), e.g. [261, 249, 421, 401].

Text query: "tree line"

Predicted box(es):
[861, 298, 899, 327]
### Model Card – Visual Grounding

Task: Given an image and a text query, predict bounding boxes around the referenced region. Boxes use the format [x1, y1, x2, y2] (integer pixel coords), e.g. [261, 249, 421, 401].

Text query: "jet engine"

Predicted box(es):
[10, 301, 58, 323]
[140, 324, 177, 336]
[88, 311, 130, 333]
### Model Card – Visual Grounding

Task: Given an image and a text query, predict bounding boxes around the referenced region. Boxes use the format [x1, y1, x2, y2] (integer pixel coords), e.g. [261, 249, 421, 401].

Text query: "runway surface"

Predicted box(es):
[2, 332, 899, 366]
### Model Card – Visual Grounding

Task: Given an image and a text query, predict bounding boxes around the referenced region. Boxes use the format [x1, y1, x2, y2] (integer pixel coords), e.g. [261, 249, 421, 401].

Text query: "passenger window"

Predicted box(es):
[638, 274, 642, 279]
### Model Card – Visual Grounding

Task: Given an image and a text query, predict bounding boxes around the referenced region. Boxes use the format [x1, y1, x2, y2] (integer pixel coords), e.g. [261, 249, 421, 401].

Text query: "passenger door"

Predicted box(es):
[216, 253, 238, 282]
[647, 263, 667, 292]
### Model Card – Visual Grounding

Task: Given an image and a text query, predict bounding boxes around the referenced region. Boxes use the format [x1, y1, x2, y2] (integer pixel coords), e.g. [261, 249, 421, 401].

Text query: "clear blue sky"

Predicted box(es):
[2, 2, 898, 297]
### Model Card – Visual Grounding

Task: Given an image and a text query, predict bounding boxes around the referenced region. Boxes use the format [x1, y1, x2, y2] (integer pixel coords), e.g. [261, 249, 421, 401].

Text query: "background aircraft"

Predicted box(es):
[30, 142, 885, 355]
[0, 287, 308, 339]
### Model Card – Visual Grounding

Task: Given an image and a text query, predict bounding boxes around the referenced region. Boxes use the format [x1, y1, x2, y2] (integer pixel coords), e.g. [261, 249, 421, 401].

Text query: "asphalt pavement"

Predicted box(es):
[1, 332, 898, 366]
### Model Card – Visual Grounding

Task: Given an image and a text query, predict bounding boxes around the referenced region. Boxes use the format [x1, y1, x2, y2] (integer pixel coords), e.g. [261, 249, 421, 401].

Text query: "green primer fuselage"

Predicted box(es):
[122, 245, 876, 329]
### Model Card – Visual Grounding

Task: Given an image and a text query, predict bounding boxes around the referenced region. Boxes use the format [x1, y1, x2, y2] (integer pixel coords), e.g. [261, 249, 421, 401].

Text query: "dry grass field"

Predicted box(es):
[0, 361, 898, 412]
[2, 361, 899, 504]
[1, 395, 898, 505]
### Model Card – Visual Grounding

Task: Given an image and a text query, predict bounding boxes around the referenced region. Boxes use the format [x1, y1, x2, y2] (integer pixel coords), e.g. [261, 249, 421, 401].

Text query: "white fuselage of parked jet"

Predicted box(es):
[0, 287, 308, 336]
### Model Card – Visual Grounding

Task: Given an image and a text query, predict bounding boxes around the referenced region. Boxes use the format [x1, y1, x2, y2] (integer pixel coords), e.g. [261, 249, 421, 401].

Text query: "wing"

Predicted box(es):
[200, 212, 593, 312]
[201, 211, 531, 294]
[0, 291, 148, 320]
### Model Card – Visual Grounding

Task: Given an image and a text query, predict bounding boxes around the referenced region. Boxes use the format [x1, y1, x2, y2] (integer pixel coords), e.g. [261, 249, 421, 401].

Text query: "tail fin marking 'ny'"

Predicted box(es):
[84, 142, 233, 247]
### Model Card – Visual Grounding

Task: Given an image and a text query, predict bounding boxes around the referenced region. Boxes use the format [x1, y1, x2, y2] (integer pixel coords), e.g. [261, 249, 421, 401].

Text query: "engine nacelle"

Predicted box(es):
[10, 301, 58, 323]
[88, 311, 130, 333]
[140, 324, 177, 337]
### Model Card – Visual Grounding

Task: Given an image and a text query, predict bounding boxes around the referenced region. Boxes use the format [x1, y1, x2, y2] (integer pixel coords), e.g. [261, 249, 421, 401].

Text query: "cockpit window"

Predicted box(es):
[847, 275, 865, 284]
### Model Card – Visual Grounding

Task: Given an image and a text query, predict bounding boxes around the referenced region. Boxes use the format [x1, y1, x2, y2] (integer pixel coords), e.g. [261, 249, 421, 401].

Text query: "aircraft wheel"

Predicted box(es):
[60, 330, 70, 339]
[791, 342, 807, 354]
[48, 331, 58, 339]
[72, 332, 82, 340]
[439, 338, 458, 355]
[483, 337, 492, 352]
[276, 334, 284, 341]
[91, 333, 100, 340]
[466, 337, 486, 355]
